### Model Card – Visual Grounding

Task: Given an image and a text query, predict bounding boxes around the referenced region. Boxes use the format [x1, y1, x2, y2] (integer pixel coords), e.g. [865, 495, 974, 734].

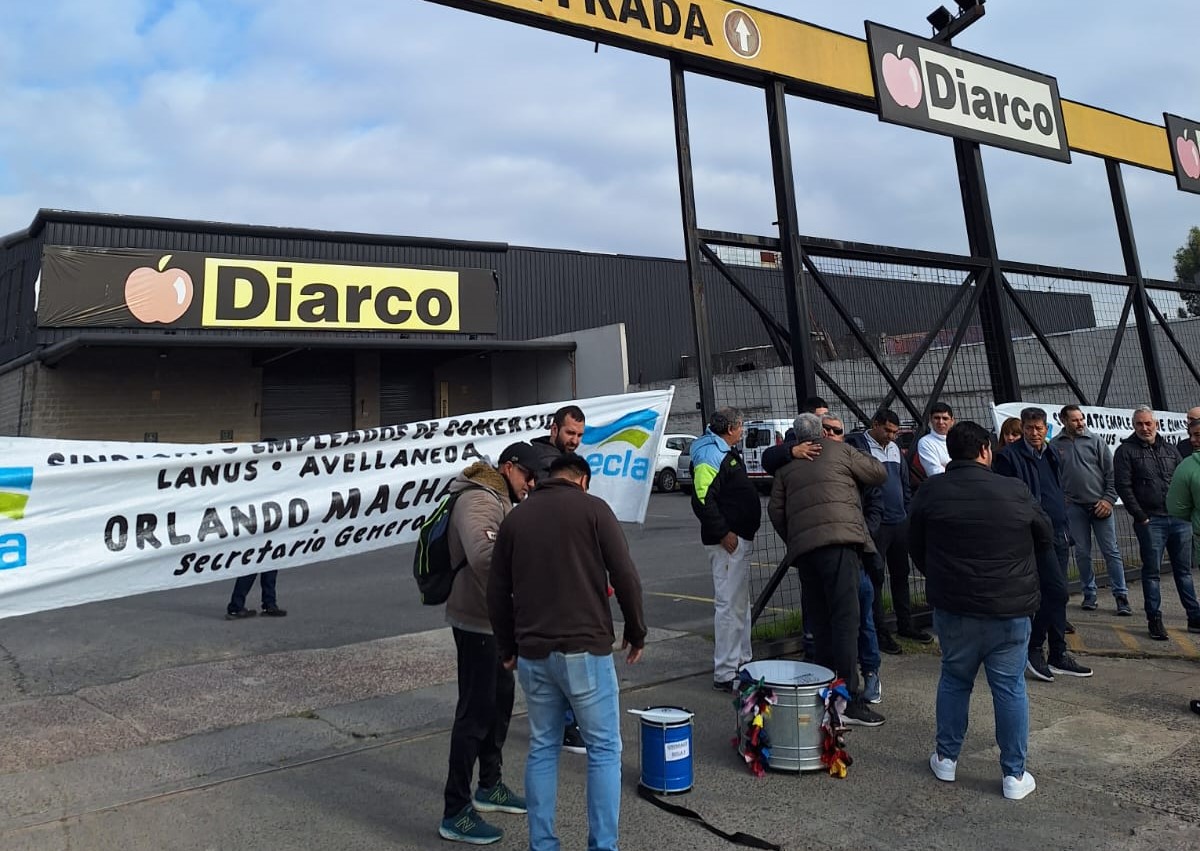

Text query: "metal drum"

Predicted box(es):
[636, 706, 694, 793]
[737, 660, 834, 772]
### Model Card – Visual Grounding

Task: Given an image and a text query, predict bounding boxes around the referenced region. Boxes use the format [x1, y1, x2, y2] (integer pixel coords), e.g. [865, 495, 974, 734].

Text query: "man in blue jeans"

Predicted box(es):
[1114, 406, 1200, 640]
[909, 421, 1053, 800]
[488, 453, 646, 851]
[994, 407, 1092, 681]
[1050, 404, 1131, 615]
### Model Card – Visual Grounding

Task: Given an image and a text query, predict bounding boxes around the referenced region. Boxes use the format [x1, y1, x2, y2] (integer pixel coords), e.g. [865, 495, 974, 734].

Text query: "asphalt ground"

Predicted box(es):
[2, 493, 1200, 849]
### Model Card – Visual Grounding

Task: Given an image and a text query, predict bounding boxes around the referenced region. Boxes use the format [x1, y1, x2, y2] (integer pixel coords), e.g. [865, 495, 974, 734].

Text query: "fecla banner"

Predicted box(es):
[0, 387, 674, 620]
[992, 402, 1189, 449]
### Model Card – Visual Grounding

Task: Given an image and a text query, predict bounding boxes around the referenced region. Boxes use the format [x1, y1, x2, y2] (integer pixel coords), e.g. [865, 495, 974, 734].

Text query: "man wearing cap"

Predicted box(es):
[437, 441, 539, 845]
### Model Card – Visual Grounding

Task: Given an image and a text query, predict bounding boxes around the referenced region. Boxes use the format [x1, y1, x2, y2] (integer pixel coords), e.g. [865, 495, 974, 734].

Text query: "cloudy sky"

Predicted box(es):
[1, 1, 1197, 281]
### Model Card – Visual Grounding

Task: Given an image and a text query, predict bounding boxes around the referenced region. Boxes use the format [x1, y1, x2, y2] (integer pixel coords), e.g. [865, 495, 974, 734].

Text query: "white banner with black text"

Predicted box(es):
[0, 387, 674, 620]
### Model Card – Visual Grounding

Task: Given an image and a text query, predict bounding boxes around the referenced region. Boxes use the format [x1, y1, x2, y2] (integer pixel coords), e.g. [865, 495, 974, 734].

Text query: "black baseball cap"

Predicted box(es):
[496, 441, 540, 473]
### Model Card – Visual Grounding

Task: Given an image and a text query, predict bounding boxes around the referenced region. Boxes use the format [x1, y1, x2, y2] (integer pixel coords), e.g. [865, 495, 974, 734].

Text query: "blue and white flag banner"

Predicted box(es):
[0, 387, 674, 620]
[992, 401, 1189, 448]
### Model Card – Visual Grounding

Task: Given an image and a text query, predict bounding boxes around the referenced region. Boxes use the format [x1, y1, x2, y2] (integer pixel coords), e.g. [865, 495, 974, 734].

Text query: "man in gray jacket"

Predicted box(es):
[438, 441, 538, 845]
[1051, 405, 1131, 616]
[769, 413, 887, 726]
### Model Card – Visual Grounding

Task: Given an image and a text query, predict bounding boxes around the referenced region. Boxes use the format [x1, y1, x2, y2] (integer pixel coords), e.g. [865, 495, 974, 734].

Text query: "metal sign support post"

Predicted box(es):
[1107, 159, 1168, 410]
[765, 79, 818, 404]
[671, 61, 717, 425]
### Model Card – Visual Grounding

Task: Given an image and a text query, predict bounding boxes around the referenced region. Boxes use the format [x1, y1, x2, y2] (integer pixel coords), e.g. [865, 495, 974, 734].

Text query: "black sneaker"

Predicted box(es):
[898, 628, 934, 644]
[1191, 699, 1200, 716]
[1048, 653, 1093, 678]
[1064, 620, 1076, 635]
[843, 700, 885, 727]
[1115, 596, 1133, 616]
[1025, 650, 1054, 682]
[1149, 614, 1169, 641]
[878, 631, 903, 655]
[562, 722, 586, 754]
[1188, 620, 1200, 634]
[262, 604, 288, 617]
[1081, 598, 1098, 611]
[712, 679, 735, 693]
[225, 608, 257, 620]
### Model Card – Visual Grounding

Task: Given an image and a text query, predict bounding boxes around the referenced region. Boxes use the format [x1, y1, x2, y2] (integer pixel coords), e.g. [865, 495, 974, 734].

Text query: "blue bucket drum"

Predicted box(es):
[635, 706, 694, 794]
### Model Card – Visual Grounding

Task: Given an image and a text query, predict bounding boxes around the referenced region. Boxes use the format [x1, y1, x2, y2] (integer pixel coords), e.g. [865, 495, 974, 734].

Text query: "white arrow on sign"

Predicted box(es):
[734, 16, 752, 54]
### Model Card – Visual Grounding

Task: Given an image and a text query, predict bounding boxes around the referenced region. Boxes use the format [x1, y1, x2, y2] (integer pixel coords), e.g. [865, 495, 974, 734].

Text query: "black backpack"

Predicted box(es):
[413, 487, 474, 605]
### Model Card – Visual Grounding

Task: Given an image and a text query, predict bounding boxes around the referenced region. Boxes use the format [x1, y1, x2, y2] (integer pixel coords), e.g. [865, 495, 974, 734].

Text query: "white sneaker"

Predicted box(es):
[1002, 771, 1036, 800]
[929, 752, 957, 782]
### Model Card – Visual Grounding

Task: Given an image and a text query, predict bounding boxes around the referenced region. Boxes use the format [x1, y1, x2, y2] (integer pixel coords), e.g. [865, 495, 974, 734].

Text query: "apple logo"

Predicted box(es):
[882, 44, 923, 109]
[1177, 129, 1200, 180]
[124, 254, 194, 324]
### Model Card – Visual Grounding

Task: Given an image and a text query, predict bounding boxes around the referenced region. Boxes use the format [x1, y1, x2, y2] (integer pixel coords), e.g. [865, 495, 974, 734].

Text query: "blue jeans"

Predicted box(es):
[858, 566, 880, 676]
[1067, 503, 1128, 600]
[517, 653, 622, 851]
[933, 610, 1031, 779]
[1132, 516, 1200, 621]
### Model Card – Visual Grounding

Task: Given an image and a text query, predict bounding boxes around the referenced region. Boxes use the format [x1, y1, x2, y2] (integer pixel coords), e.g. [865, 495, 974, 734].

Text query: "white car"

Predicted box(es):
[654, 433, 697, 493]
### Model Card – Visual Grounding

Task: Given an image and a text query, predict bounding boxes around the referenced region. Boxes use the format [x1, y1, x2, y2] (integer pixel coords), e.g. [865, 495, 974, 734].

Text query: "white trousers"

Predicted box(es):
[707, 537, 753, 682]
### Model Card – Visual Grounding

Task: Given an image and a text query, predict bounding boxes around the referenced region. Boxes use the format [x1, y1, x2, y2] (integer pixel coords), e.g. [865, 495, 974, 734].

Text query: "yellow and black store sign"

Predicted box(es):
[37, 246, 497, 333]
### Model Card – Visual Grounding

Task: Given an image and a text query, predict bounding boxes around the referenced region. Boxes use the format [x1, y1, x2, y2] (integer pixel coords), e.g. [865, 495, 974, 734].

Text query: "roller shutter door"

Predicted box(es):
[260, 351, 353, 439]
[380, 352, 434, 426]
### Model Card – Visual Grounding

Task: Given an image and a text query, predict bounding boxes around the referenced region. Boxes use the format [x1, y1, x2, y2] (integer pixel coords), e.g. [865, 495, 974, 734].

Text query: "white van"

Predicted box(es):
[739, 418, 792, 485]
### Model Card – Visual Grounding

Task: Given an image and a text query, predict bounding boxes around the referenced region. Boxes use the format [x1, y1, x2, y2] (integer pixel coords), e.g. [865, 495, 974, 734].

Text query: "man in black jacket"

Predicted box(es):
[1114, 405, 1200, 639]
[910, 421, 1052, 801]
[994, 407, 1091, 681]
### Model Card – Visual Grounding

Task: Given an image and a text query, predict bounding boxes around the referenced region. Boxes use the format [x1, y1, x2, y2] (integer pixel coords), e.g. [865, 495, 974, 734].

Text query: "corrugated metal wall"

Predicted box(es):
[0, 213, 1096, 383]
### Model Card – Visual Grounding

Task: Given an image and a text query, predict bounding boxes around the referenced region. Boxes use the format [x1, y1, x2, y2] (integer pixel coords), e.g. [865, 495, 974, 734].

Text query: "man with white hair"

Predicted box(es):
[769, 412, 887, 725]
[1114, 405, 1200, 640]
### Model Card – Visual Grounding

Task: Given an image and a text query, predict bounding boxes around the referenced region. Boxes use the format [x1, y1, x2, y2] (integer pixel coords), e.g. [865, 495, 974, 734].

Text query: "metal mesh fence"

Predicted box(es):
[705, 244, 1200, 639]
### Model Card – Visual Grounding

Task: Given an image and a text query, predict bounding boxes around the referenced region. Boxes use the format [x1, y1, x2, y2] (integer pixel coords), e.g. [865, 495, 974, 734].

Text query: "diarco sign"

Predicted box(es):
[1164, 113, 1200, 195]
[37, 246, 498, 333]
[865, 22, 1069, 163]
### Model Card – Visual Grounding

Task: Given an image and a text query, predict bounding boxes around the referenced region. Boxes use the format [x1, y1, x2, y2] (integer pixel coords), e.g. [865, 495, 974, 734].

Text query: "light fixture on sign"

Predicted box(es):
[926, 6, 953, 32]
[954, 0, 984, 12]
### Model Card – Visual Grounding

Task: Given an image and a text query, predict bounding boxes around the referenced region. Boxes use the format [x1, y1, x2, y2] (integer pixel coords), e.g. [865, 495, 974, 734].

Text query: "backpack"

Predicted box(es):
[413, 485, 485, 606]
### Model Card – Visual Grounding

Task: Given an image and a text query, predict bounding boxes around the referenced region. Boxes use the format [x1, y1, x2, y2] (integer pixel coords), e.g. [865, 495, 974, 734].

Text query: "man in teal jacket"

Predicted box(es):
[690, 406, 761, 691]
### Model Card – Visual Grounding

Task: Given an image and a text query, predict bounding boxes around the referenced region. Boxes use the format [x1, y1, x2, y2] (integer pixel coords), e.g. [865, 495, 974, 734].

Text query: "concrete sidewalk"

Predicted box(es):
[4, 617, 1200, 851]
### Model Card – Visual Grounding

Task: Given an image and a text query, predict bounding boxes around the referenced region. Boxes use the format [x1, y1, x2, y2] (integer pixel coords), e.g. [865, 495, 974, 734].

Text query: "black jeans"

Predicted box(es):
[1030, 529, 1071, 660]
[228, 571, 278, 613]
[871, 521, 913, 633]
[798, 544, 862, 697]
[444, 627, 515, 819]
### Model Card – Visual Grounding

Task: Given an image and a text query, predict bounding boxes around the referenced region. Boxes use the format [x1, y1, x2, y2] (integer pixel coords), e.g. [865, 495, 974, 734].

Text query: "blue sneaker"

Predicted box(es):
[863, 670, 882, 705]
[473, 781, 527, 814]
[439, 805, 502, 844]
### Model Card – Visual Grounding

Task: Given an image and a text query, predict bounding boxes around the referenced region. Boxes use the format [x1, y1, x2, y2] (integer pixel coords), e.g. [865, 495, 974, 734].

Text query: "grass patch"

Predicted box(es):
[752, 609, 805, 641]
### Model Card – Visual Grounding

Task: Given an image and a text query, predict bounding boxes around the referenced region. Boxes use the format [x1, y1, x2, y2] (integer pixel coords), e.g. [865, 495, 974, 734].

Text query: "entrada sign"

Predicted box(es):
[37, 246, 498, 333]
[865, 22, 1069, 163]
[1164, 113, 1200, 195]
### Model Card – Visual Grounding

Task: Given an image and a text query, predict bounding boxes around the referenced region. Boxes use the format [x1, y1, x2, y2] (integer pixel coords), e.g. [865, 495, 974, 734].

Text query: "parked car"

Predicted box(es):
[655, 433, 697, 493]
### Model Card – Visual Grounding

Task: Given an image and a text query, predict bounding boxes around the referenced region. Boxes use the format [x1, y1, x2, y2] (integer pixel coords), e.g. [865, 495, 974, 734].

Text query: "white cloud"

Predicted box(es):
[0, 0, 1196, 285]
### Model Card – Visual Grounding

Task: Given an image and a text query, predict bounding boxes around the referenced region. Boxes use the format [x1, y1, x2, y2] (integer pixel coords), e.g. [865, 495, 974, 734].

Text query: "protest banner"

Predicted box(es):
[0, 387, 674, 620]
[993, 401, 1189, 449]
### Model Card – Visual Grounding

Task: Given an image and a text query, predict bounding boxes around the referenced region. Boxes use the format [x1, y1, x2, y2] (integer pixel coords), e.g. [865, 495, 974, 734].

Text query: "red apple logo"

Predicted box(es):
[124, 255, 194, 324]
[1177, 130, 1200, 180]
[882, 45, 922, 109]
